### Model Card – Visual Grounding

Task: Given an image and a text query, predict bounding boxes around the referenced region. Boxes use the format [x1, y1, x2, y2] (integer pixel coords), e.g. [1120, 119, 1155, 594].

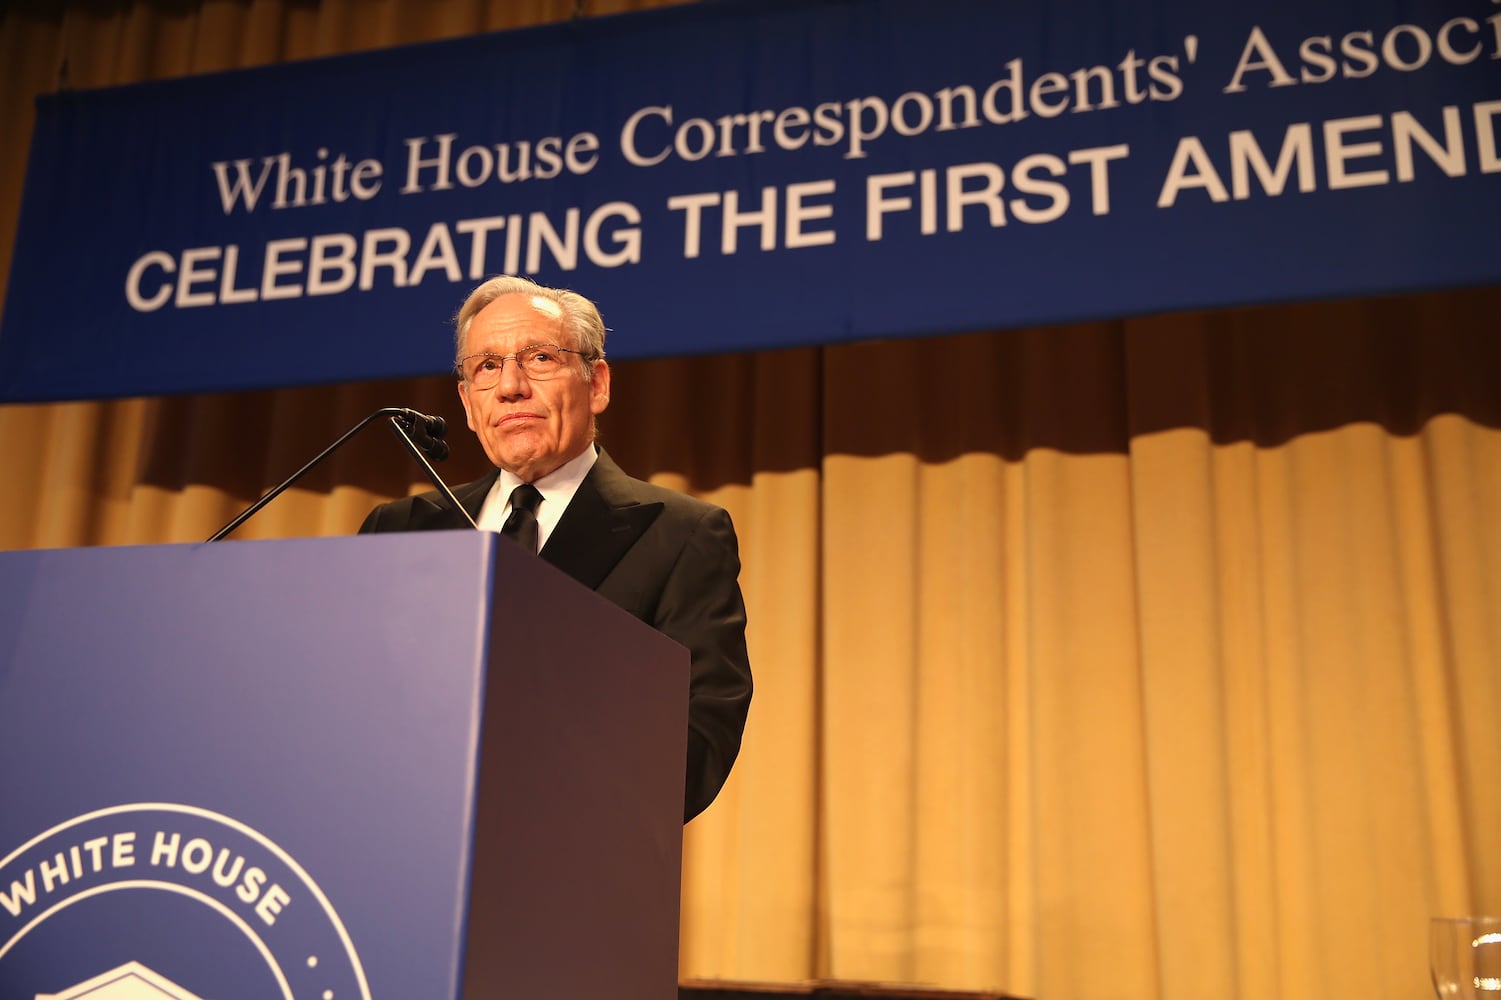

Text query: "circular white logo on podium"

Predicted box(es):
[0, 803, 370, 1000]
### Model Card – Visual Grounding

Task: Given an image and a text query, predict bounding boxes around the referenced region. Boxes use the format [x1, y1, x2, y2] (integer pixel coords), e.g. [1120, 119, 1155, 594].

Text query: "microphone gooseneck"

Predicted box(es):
[205, 406, 474, 542]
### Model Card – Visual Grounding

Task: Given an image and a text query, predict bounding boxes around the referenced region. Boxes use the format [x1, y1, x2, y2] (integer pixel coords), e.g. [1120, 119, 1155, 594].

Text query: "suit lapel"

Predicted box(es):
[542, 450, 662, 591]
[407, 469, 498, 531]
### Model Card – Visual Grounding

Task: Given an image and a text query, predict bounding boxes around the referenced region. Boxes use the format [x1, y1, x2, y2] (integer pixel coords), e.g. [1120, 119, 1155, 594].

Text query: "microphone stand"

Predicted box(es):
[206, 408, 477, 542]
[383, 416, 475, 527]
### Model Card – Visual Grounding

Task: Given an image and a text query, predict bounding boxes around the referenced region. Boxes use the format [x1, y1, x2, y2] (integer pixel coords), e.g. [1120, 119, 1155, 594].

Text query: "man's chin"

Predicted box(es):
[488, 434, 545, 471]
[495, 451, 558, 482]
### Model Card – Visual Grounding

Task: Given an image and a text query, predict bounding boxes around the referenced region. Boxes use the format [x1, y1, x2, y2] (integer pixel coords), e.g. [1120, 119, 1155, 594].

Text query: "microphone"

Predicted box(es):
[206, 406, 477, 542]
[392, 408, 450, 461]
[394, 408, 445, 440]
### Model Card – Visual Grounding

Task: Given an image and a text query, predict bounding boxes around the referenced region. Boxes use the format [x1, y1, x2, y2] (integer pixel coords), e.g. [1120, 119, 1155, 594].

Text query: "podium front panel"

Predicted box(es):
[0, 532, 687, 1000]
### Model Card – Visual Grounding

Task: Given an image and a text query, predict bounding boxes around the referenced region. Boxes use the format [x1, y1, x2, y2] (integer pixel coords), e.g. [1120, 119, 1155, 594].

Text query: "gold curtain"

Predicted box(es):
[1, 3, 1497, 998]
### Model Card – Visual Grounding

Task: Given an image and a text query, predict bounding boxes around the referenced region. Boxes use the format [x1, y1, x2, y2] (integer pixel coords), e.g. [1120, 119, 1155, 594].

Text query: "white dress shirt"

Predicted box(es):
[474, 444, 599, 552]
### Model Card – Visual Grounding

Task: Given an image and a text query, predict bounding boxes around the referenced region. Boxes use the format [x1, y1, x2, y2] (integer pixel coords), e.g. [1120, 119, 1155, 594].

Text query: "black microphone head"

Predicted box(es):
[396, 408, 446, 439]
[425, 438, 451, 462]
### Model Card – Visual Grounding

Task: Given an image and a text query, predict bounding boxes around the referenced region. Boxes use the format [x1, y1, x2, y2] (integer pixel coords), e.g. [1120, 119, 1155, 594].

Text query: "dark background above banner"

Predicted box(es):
[2, 0, 1498, 402]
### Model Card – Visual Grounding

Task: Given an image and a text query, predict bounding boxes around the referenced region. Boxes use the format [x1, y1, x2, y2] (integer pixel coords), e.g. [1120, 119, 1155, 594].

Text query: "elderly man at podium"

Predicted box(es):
[359, 275, 752, 822]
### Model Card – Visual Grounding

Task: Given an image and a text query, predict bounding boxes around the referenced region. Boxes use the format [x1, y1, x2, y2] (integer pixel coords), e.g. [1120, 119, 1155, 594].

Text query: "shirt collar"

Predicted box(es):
[498, 442, 598, 501]
[478, 443, 599, 544]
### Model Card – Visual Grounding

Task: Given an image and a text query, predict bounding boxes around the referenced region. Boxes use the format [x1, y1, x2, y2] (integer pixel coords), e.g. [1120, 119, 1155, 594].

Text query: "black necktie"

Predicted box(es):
[500, 484, 543, 553]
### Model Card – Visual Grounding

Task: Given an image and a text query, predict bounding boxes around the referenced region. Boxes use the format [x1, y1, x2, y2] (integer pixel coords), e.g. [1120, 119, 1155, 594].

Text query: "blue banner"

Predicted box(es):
[2, 0, 1498, 401]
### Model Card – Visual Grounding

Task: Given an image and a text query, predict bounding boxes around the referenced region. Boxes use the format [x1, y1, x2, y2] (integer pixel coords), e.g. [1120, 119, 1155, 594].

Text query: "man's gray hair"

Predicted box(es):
[453, 275, 607, 376]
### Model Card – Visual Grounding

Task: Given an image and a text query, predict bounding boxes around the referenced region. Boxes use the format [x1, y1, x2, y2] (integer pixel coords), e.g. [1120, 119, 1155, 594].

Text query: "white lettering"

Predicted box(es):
[359, 228, 411, 290]
[1229, 125, 1316, 198]
[844, 96, 889, 159]
[1477, 99, 1501, 172]
[946, 162, 1005, 232]
[211, 848, 245, 888]
[0, 871, 37, 918]
[261, 238, 307, 301]
[403, 134, 457, 193]
[1325, 114, 1390, 189]
[867, 171, 916, 240]
[1010, 154, 1069, 224]
[722, 186, 778, 254]
[621, 106, 673, 167]
[180, 839, 213, 875]
[784, 180, 837, 249]
[582, 202, 642, 267]
[525, 209, 580, 273]
[39, 852, 69, 893]
[237, 866, 267, 904]
[409, 223, 463, 285]
[455, 217, 507, 278]
[210, 157, 276, 214]
[1225, 26, 1298, 92]
[307, 234, 358, 296]
[112, 832, 136, 868]
[1158, 137, 1230, 206]
[667, 192, 721, 259]
[126, 252, 175, 312]
[175, 246, 220, 309]
[219, 245, 259, 304]
[1393, 107, 1465, 181]
[255, 884, 291, 926]
[1068, 144, 1129, 214]
[565, 132, 600, 174]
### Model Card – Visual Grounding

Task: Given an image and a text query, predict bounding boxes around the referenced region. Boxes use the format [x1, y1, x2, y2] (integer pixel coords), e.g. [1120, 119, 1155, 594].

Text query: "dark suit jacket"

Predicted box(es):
[359, 448, 752, 822]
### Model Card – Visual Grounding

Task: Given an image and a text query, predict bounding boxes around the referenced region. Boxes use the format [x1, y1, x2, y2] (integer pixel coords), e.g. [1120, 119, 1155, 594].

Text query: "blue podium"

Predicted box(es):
[0, 532, 688, 999]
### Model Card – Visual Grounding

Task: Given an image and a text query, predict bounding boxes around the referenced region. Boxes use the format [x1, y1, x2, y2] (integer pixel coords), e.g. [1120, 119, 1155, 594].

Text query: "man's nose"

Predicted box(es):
[496, 359, 531, 398]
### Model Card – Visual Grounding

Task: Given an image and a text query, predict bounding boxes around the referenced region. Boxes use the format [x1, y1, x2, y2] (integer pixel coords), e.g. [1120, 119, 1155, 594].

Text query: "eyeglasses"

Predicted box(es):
[457, 344, 590, 390]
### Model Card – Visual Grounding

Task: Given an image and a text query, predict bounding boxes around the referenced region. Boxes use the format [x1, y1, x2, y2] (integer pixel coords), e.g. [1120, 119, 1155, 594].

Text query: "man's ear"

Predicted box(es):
[589, 360, 611, 415]
[458, 379, 478, 432]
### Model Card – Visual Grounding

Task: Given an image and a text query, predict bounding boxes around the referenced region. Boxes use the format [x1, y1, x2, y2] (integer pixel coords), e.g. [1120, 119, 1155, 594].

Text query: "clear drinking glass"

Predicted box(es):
[1432, 916, 1501, 999]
